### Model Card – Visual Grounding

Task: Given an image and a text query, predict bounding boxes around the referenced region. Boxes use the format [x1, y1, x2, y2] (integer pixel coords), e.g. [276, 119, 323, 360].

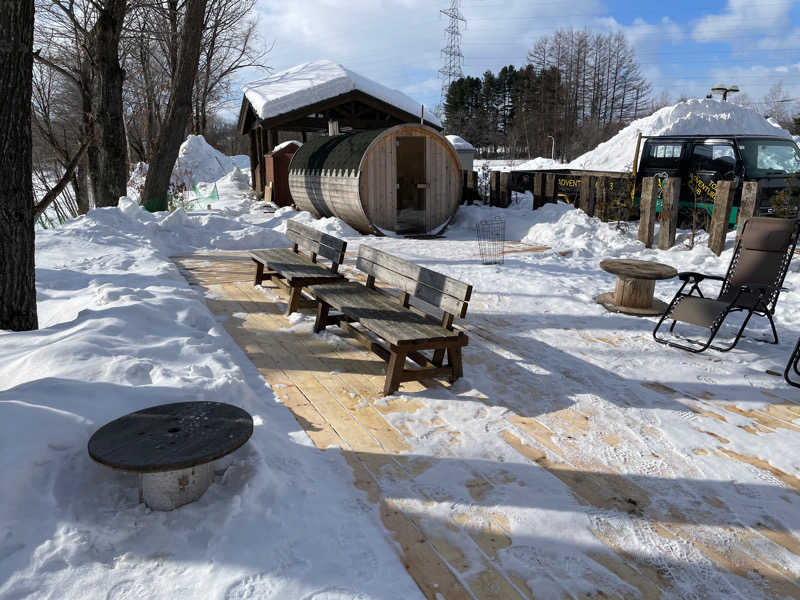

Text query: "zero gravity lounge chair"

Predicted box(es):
[653, 217, 799, 353]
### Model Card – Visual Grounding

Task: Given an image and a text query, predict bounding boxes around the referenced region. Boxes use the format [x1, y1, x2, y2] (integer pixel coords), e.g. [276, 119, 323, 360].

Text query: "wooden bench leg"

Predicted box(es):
[314, 301, 330, 333]
[431, 348, 445, 367]
[447, 346, 463, 382]
[254, 261, 264, 286]
[384, 349, 407, 396]
[286, 286, 302, 315]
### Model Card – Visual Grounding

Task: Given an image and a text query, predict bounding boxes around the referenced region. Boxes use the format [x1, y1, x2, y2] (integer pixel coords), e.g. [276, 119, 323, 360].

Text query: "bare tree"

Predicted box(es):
[193, 0, 267, 135]
[35, 0, 129, 208]
[141, 0, 208, 210]
[762, 82, 794, 127]
[0, 0, 38, 331]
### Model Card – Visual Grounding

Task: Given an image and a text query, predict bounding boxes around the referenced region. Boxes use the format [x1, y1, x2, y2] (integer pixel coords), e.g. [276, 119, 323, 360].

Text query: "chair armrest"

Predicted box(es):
[677, 272, 724, 282]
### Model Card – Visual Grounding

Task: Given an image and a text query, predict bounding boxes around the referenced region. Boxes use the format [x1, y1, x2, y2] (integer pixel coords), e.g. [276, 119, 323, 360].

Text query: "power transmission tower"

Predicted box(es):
[439, 0, 466, 107]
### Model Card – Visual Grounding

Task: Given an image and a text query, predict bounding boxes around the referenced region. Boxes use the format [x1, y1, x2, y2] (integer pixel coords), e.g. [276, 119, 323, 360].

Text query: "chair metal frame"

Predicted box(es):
[785, 337, 800, 388]
[653, 218, 799, 353]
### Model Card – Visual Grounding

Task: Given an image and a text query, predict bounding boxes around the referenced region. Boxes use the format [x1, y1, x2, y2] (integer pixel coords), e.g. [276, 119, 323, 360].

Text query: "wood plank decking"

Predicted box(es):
[173, 251, 800, 600]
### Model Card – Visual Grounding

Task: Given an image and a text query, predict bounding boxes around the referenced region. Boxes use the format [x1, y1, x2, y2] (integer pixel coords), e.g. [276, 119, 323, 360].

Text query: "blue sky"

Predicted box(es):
[245, 0, 800, 117]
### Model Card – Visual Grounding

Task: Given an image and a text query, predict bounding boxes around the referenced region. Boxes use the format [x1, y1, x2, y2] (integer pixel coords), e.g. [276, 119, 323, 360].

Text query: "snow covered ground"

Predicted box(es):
[3, 129, 800, 598]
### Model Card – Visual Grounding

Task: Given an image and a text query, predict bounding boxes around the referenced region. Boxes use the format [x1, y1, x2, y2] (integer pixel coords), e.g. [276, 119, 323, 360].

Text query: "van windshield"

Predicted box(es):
[737, 138, 800, 177]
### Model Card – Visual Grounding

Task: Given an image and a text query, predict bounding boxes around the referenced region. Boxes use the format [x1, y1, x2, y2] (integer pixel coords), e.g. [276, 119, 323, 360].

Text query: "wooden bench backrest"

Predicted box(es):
[285, 220, 347, 269]
[357, 246, 472, 320]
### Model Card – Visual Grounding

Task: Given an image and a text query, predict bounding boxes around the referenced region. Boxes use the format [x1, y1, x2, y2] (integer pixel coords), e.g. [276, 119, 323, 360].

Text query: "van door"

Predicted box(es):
[687, 139, 738, 202]
[685, 139, 738, 227]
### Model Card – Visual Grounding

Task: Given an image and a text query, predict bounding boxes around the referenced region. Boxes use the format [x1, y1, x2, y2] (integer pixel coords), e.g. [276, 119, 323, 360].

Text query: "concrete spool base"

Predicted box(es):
[139, 462, 215, 511]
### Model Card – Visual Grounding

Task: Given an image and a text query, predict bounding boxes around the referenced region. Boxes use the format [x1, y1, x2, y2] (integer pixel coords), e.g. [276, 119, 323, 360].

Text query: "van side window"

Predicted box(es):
[692, 143, 736, 173]
[650, 144, 682, 159]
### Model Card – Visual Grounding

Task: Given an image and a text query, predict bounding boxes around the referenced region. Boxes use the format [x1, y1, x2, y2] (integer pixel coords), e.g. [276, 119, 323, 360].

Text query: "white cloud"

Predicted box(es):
[708, 63, 800, 103]
[597, 16, 683, 47]
[693, 0, 797, 43]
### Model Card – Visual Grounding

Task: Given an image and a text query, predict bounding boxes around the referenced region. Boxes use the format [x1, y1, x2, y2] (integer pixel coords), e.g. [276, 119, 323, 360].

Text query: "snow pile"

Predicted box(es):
[243, 60, 441, 128]
[521, 203, 643, 256]
[450, 192, 540, 241]
[127, 136, 251, 202]
[273, 206, 361, 238]
[513, 157, 564, 171]
[174, 135, 250, 185]
[568, 97, 794, 172]
[446, 135, 475, 151]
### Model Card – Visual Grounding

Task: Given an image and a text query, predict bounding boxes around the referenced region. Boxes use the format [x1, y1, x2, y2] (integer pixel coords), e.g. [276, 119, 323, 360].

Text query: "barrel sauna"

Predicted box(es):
[288, 124, 462, 235]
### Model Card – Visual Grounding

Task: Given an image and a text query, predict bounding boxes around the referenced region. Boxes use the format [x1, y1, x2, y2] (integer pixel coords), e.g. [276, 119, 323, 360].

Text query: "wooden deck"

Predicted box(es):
[173, 250, 800, 600]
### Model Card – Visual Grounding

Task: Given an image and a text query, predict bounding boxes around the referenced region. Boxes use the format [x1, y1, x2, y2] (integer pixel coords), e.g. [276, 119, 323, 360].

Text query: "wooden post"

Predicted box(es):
[638, 177, 657, 248]
[248, 130, 258, 192]
[736, 181, 760, 242]
[499, 172, 511, 207]
[467, 171, 477, 205]
[708, 180, 736, 256]
[595, 177, 608, 221]
[489, 171, 499, 206]
[533, 173, 543, 209]
[658, 177, 681, 250]
[579, 176, 592, 213]
[545, 173, 555, 203]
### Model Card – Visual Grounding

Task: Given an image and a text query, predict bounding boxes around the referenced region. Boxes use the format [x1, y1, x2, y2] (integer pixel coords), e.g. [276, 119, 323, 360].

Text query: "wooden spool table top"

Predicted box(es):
[88, 401, 253, 473]
[599, 259, 678, 281]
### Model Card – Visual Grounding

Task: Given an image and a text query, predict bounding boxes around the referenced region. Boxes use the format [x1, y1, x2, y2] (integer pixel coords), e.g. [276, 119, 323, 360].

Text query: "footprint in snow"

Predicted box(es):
[224, 573, 286, 599]
[302, 588, 367, 600]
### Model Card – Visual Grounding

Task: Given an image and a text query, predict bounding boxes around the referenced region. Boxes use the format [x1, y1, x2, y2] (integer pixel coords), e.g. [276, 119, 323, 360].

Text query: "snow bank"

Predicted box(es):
[521, 202, 643, 256]
[243, 60, 441, 128]
[513, 157, 564, 171]
[127, 136, 251, 201]
[567, 98, 793, 172]
[175, 135, 250, 185]
[273, 206, 361, 238]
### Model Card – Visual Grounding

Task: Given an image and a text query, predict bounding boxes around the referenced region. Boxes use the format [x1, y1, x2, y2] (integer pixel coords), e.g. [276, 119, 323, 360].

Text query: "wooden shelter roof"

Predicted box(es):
[238, 61, 441, 135]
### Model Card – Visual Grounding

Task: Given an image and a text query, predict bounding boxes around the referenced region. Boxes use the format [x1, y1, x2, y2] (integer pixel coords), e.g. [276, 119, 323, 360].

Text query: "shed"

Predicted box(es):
[265, 140, 301, 206]
[288, 124, 462, 235]
[446, 135, 476, 171]
[238, 61, 442, 199]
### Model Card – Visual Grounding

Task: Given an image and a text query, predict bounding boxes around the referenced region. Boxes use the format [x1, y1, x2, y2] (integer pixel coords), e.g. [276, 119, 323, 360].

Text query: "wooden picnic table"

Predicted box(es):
[595, 258, 677, 316]
[88, 401, 253, 510]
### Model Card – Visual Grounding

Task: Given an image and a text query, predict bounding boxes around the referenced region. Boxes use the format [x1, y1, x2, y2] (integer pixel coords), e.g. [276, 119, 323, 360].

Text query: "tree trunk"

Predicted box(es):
[90, 1, 128, 207]
[73, 166, 91, 215]
[142, 0, 208, 211]
[0, 0, 38, 331]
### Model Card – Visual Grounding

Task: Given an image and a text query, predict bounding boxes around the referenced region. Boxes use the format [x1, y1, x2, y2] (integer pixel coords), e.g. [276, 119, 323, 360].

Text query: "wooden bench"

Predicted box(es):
[249, 220, 347, 315]
[310, 246, 472, 396]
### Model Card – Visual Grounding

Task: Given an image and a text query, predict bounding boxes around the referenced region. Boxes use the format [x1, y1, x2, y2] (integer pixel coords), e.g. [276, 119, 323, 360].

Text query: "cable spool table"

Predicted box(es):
[88, 402, 253, 511]
[595, 259, 677, 316]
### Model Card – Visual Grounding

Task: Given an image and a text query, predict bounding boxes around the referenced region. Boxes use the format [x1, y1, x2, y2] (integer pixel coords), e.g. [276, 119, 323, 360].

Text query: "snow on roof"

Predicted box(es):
[243, 60, 441, 128]
[272, 140, 302, 153]
[567, 98, 793, 172]
[446, 135, 475, 151]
